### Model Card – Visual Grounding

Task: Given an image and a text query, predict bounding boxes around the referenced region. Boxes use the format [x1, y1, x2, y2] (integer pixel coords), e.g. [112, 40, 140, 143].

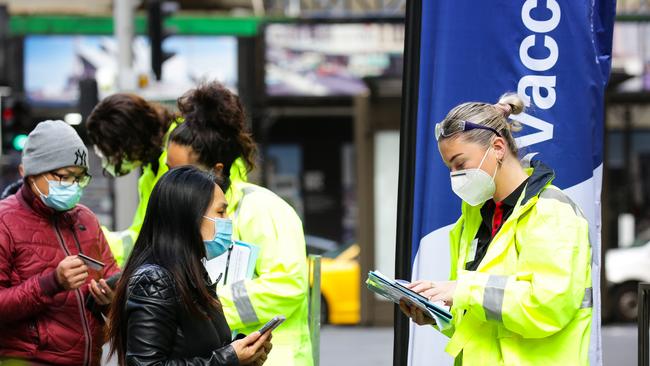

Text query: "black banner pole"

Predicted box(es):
[394, 0, 423, 365]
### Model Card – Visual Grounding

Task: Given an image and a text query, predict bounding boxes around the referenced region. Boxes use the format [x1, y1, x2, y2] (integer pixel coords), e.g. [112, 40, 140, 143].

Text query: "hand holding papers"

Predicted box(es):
[366, 271, 452, 330]
[204, 241, 260, 285]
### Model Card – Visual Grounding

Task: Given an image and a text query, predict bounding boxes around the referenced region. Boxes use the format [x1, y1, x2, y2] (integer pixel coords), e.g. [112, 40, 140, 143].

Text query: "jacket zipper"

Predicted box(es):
[53, 217, 91, 366]
[70, 227, 95, 364]
[71, 227, 83, 253]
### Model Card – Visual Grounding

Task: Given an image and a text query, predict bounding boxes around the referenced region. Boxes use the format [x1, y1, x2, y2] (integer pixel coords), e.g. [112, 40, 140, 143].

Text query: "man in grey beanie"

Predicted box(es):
[0, 120, 119, 366]
[20, 119, 90, 210]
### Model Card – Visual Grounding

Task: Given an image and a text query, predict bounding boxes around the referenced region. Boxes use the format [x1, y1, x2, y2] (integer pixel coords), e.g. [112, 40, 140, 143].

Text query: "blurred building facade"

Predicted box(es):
[4, 0, 650, 326]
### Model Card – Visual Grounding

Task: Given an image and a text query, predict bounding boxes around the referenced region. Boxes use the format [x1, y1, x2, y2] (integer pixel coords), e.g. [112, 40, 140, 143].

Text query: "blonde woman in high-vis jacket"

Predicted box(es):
[401, 94, 593, 365]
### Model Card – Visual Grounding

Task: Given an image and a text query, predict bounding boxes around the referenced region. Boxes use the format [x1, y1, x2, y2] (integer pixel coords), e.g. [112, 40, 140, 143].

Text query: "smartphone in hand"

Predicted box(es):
[258, 315, 286, 335]
[77, 253, 105, 271]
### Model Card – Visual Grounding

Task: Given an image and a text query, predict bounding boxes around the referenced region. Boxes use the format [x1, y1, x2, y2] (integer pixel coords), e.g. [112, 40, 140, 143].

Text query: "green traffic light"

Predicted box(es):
[12, 134, 28, 151]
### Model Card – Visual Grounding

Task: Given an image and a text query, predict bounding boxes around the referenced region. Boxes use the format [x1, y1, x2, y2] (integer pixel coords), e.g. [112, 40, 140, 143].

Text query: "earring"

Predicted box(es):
[492, 147, 503, 165]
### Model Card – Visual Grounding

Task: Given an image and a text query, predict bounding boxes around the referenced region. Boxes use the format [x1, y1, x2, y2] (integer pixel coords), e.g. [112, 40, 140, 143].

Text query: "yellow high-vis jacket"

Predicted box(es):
[444, 160, 593, 365]
[218, 159, 313, 366]
[103, 122, 178, 267]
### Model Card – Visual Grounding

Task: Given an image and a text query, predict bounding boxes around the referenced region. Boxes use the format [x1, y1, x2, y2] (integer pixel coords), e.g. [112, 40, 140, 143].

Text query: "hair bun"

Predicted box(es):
[177, 81, 244, 134]
[497, 93, 525, 117]
[174, 81, 257, 172]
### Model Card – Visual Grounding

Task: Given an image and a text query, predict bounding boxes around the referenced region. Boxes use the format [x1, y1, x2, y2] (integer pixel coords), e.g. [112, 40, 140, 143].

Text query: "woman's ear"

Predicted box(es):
[212, 163, 225, 177]
[18, 164, 25, 178]
[493, 137, 508, 162]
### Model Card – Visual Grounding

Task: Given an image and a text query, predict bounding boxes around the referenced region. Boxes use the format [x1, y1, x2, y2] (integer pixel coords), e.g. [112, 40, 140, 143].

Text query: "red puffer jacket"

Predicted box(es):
[0, 183, 119, 366]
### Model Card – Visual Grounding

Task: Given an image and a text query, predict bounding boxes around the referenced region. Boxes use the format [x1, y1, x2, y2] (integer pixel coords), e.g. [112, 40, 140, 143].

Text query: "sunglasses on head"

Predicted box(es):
[435, 120, 502, 141]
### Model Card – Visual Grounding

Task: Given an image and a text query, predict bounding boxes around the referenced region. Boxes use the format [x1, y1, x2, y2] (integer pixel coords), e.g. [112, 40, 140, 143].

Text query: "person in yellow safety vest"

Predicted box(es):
[400, 93, 593, 365]
[86, 94, 179, 267]
[166, 81, 313, 366]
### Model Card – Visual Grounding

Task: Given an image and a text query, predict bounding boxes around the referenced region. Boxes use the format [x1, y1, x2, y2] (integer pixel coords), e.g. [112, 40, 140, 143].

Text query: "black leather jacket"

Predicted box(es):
[124, 264, 240, 365]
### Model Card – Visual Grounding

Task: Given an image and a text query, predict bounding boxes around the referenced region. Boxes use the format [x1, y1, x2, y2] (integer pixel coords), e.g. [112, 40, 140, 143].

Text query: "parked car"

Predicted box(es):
[606, 236, 650, 322]
[306, 236, 360, 325]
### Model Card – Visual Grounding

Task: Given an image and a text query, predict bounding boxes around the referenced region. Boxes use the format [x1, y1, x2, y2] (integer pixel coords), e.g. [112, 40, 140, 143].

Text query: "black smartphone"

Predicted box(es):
[105, 273, 121, 289]
[258, 315, 286, 335]
[78, 253, 105, 271]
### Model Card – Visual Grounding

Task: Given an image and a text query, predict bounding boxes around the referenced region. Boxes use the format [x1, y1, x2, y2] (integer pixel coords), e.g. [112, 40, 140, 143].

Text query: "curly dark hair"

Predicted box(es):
[86, 93, 177, 176]
[170, 81, 257, 187]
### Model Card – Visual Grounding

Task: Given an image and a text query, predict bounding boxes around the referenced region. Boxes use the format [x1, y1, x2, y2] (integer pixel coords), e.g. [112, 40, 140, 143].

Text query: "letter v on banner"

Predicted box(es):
[511, 113, 554, 148]
[396, 1, 615, 366]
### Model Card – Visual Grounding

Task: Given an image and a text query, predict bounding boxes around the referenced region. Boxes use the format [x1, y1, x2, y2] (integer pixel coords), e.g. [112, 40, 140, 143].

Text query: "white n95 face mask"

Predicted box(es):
[450, 147, 498, 206]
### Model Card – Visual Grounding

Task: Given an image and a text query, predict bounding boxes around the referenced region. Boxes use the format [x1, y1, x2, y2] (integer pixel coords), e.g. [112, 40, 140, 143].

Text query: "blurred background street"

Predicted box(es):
[3, 0, 650, 365]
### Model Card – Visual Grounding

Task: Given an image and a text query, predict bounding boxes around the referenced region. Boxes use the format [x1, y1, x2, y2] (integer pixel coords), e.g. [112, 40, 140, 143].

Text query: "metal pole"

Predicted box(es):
[623, 106, 631, 193]
[115, 0, 137, 91]
[0, 5, 8, 86]
[638, 283, 650, 366]
[287, 0, 301, 17]
[394, 0, 422, 365]
[309, 255, 322, 366]
[113, 0, 140, 231]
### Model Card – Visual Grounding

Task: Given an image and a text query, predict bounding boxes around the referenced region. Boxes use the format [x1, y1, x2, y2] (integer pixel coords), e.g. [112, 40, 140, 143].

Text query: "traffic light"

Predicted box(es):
[147, 0, 177, 81]
[0, 95, 29, 153]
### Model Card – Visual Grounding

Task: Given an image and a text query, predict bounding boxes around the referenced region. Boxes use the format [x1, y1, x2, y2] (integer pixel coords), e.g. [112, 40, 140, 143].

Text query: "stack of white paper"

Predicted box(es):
[204, 241, 260, 285]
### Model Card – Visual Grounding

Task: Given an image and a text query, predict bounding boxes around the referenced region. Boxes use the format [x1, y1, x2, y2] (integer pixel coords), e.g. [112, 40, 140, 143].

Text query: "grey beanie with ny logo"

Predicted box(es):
[22, 120, 89, 176]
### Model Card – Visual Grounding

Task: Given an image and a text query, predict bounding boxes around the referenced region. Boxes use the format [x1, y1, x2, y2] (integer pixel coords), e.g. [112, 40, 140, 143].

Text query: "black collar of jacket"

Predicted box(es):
[1, 179, 23, 199]
[520, 159, 556, 206]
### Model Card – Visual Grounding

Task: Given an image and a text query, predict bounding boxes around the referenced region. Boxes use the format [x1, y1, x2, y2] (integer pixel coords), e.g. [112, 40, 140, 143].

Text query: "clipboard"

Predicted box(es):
[366, 270, 452, 328]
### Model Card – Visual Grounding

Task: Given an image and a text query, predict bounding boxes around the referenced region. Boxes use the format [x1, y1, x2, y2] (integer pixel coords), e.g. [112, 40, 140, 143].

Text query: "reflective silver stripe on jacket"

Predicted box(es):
[520, 152, 538, 168]
[121, 231, 134, 259]
[539, 188, 586, 219]
[232, 280, 259, 325]
[233, 186, 259, 220]
[581, 287, 593, 309]
[483, 275, 508, 322]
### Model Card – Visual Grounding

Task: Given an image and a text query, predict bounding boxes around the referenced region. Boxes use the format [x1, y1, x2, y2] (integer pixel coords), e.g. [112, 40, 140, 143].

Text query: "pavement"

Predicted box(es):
[603, 324, 636, 366]
[102, 323, 637, 366]
[320, 326, 393, 366]
[320, 324, 639, 366]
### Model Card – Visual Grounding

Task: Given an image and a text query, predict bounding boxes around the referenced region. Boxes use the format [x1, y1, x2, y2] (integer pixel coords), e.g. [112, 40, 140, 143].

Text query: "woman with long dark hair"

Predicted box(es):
[106, 166, 272, 366]
[166, 81, 312, 366]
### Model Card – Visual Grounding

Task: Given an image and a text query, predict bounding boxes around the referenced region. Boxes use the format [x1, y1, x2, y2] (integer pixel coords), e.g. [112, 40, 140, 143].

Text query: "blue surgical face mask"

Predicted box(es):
[33, 179, 83, 211]
[202, 216, 233, 260]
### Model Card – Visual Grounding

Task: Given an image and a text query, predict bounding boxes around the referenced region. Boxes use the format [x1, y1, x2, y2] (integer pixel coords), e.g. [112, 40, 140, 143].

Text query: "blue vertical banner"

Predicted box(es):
[400, 1, 616, 365]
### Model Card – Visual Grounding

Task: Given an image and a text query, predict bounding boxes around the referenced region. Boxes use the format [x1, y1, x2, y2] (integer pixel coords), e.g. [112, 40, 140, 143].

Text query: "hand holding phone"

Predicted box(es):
[231, 329, 273, 365]
[258, 315, 286, 335]
[89, 278, 114, 305]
